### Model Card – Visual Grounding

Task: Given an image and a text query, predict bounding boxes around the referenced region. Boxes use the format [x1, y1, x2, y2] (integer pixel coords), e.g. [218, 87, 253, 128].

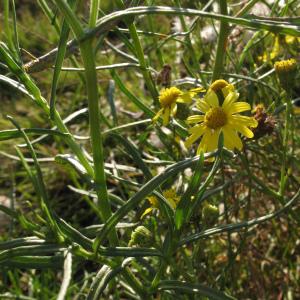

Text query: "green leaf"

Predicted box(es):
[175, 151, 204, 230]
[111, 70, 155, 118]
[0, 244, 65, 263]
[87, 265, 122, 300]
[180, 188, 300, 246]
[109, 133, 152, 181]
[0, 237, 45, 251]
[106, 79, 118, 126]
[50, 3, 72, 119]
[93, 153, 216, 253]
[0, 128, 69, 142]
[8, 116, 63, 242]
[158, 280, 236, 300]
[1, 255, 64, 269]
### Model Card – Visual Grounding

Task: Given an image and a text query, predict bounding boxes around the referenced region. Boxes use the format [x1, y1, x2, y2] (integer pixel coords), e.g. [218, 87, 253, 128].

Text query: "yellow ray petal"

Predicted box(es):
[233, 124, 255, 138]
[197, 131, 210, 153]
[204, 90, 219, 107]
[185, 125, 206, 148]
[225, 102, 251, 115]
[222, 84, 235, 97]
[162, 107, 170, 126]
[171, 103, 177, 116]
[141, 207, 154, 219]
[222, 126, 243, 150]
[152, 108, 164, 123]
[186, 115, 205, 124]
[222, 91, 239, 111]
[206, 129, 221, 153]
[190, 87, 205, 95]
[177, 92, 193, 103]
[196, 100, 210, 112]
[188, 123, 206, 134]
[231, 115, 258, 128]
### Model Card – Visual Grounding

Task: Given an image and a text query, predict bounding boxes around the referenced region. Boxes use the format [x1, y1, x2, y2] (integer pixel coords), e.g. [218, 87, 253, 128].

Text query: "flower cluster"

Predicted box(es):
[153, 80, 258, 154]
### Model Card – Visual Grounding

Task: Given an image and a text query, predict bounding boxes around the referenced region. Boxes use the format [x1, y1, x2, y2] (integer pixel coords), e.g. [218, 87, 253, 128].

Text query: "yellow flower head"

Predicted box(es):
[162, 188, 180, 209]
[141, 188, 180, 218]
[153, 86, 203, 126]
[185, 80, 258, 154]
[148, 195, 159, 208]
[258, 35, 280, 63]
[274, 58, 297, 91]
[274, 58, 297, 74]
[285, 35, 300, 45]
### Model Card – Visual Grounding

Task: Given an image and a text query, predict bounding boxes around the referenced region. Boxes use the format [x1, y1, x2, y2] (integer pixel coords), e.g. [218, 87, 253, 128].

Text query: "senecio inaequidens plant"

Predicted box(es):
[153, 79, 258, 155]
[1, 0, 300, 298]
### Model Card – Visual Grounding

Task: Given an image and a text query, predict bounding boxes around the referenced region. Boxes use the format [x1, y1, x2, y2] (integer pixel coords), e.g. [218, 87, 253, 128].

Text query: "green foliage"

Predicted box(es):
[0, 0, 300, 299]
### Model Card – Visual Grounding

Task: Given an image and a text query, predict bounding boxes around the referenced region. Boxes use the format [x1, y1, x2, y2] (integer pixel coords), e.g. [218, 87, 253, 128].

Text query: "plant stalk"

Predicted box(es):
[212, 0, 229, 82]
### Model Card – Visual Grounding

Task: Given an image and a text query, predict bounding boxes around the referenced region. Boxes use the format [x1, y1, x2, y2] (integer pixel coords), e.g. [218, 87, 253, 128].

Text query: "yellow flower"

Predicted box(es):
[259, 35, 280, 63]
[285, 35, 300, 45]
[274, 58, 297, 90]
[141, 188, 180, 218]
[185, 80, 258, 154]
[162, 189, 180, 209]
[274, 58, 297, 74]
[153, 86, 203, 126]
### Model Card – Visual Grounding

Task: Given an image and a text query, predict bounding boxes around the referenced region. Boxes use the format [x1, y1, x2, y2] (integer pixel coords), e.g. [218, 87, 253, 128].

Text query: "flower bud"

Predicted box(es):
[202, 204, 219, 226]
[274, 58, 297, 91]
[129, 226, 153, 247]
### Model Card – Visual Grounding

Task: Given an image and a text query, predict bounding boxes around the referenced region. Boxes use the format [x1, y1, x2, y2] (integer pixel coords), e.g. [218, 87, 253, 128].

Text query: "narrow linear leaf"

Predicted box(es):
[93, 153, 216, 252]
[106, 79, 118, 126]
[0, 128, 69, 142]
[87, 265, 122, 300]
[180, 188, 300, 245]
[1, 255, 64, 269]
[158, 280, 235, 300]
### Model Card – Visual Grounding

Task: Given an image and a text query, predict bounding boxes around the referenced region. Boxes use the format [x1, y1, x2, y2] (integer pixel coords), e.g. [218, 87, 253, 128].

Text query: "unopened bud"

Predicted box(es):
[202, 204, 219, 226]
[274, 58, 297, 91]
[129, 226, 153, 247]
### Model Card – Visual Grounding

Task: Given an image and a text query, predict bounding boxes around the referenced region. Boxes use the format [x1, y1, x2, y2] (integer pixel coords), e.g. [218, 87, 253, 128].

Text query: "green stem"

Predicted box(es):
[212, 0, 229, 81]
[79, 41, 115, 224]
[115, 0, 158, 102]
[53, 110, 94, 177]
[0, 41, 93, 177]
[121, 267, 150, 299]
[220, 155, 234, 288]
[173, 0, 207, 87]
[54, 0, 118, 246]
[89, 0, 100, 28]
[129, 24, 158, 99]
[3, 0, 14, 53]
[279, 94, 292, 196]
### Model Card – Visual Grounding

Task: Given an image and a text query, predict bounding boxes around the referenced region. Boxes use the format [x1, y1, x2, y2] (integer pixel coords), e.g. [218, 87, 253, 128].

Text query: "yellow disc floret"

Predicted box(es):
[159, 87, 181, 107]
[153, 86, 203, 126]
[205, 107, 227, 129]
[274, 58, 297, 90]
[274, 58, 297, 73]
